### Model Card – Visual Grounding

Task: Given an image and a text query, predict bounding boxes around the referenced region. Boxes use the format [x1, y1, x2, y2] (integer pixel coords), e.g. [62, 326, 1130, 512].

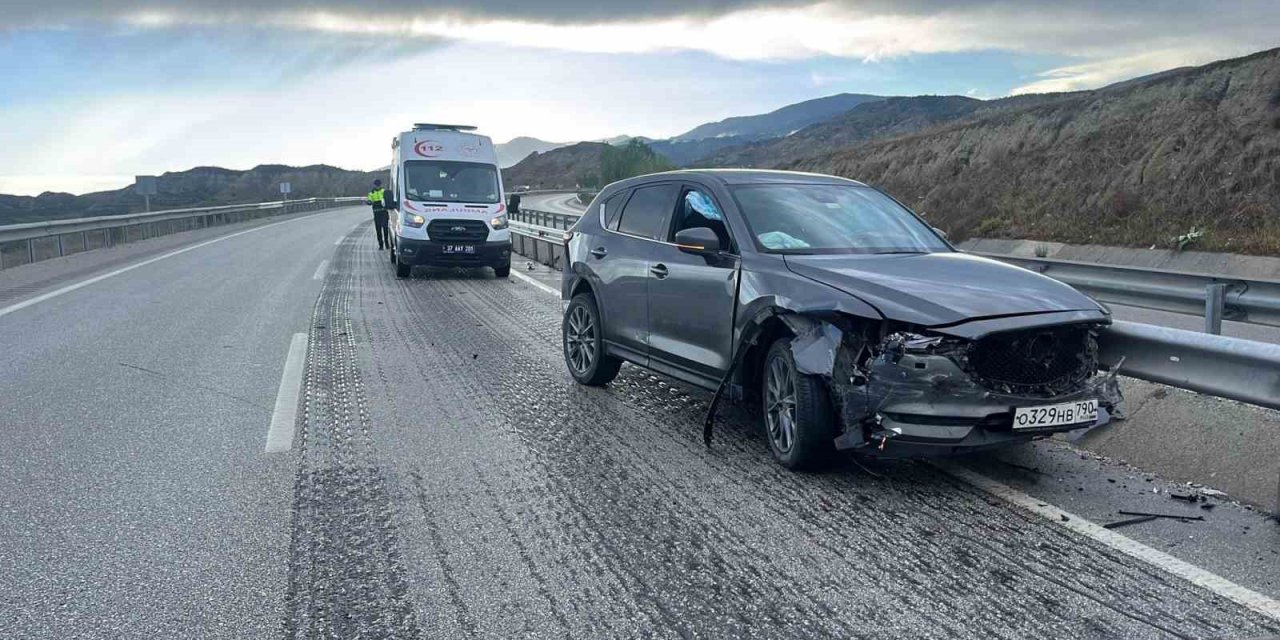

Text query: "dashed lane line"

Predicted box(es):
[507, 265, 1280, 624]
[313, 259, 329, 281]
[265, 332, 309, 453]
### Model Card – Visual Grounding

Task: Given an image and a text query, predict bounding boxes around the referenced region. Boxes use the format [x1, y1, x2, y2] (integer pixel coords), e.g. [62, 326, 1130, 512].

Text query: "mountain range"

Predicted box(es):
[7, 47, 1279, 256]
[0, 165, 382, 225]
[503, 47, 1280, 255]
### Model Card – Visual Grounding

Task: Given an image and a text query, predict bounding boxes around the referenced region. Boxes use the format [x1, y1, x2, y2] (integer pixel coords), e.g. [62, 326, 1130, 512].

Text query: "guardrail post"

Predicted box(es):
[1205, 283, 1226, 334]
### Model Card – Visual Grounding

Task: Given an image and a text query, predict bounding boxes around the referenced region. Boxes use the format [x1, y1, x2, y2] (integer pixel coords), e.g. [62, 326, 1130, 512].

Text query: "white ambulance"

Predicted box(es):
[386, 123, 511, 278]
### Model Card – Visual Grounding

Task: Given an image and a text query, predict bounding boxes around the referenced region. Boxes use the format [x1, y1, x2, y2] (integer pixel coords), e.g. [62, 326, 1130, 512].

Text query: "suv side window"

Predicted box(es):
[602, 190, 630, 231]
[670, 187, 732, 252]
[615, 184, 678, 240]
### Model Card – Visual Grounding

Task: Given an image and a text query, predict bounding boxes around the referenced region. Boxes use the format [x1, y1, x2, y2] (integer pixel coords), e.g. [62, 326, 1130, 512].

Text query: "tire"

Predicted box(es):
[562, 293, 621, 386]
[762, 337, 835, 470]
[395, 259, 412, 278]
[494, 261, 511, 278]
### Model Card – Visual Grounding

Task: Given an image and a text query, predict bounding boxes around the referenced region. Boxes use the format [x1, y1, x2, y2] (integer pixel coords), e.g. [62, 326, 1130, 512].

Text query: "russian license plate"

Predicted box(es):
[1013, 399, 1098, 430]
[443, 244, 476, 254]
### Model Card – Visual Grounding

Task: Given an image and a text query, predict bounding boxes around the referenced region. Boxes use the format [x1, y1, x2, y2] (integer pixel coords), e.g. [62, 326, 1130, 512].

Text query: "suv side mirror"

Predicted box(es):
[674, 227, 721, 254]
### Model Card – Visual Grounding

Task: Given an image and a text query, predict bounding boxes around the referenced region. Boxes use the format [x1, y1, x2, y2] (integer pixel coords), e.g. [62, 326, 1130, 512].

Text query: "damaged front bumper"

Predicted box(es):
[786, 317, 1123, 460]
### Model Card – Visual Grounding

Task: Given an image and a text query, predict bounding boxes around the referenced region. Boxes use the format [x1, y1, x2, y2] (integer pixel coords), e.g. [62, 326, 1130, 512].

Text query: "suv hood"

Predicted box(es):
[784, 252, 1101, 328]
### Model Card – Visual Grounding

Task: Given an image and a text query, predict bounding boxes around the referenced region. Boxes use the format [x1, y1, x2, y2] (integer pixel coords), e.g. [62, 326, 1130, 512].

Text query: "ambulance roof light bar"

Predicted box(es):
[412, 123, 478, 132]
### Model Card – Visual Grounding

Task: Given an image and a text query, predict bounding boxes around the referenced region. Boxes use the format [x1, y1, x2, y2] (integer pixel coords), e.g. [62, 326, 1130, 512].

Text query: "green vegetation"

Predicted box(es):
[579, 139, 675, 189]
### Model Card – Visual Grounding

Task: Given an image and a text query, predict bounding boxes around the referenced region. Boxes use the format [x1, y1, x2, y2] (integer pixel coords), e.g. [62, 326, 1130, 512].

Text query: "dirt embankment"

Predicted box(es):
[783, 49, 1280, 255]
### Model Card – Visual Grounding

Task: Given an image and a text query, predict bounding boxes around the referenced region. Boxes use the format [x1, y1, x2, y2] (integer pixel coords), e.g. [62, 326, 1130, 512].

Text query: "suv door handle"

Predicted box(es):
[650, 263, 669, 279]
[590, 247, 608, 259]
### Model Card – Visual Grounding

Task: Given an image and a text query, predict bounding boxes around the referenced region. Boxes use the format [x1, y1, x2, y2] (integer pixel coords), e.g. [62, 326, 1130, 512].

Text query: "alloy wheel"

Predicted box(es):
[565, 305, 597, 375]
[765, 355, 797, 454]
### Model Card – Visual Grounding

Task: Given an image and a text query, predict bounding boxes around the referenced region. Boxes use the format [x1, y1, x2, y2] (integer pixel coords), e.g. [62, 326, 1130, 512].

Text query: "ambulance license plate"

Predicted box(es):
[443, 244, 476, 254]
[1013, 400, 1097, 430]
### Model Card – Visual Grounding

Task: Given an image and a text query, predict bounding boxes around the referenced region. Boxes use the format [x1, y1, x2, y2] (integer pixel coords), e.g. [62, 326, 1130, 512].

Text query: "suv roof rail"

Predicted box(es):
[413, 123, 478, 131]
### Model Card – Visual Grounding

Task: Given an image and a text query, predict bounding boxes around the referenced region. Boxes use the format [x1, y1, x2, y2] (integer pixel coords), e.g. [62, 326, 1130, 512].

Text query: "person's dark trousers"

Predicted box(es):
[373, 209, 390, 249]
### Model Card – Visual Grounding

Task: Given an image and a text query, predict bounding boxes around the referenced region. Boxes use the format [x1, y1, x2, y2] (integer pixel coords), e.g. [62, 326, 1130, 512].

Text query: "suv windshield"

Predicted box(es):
[730, 184, 949, 254]
[403, 160, 500, 204]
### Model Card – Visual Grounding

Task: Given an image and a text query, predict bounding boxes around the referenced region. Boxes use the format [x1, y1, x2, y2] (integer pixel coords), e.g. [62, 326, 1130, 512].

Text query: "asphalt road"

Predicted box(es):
[0, 206, 370, 638]
[518, 191, 586, 215]
[293, 236, 1277, 639]
[2, 212, 1278, 639]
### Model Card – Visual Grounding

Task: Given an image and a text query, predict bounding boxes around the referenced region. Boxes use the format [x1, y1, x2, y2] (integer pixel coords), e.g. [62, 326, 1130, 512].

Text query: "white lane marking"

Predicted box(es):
[313, 259, 329, 281]
[504, 269, 1280, 623]
[265, 333, 309, 453]
[935, 461, 1280, 622]
[509, 267, 559, 297]
[334, 236, 345, 246]
[0, 209, 350, 320]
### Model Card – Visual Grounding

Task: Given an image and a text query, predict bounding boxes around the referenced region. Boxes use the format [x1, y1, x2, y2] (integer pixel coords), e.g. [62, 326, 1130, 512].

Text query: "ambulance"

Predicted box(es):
[386, 124, 511, 278]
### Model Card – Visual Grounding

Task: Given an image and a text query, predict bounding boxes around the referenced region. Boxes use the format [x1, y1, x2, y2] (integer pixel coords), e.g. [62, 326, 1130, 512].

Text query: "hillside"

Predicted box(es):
[501, 142, 611, 189]
[697, 95, 984, 168]
[673, 93, 883, 142]
[0, 164, 382, 224]
[496, 136, 570, 168]
[781, 48, 1280, 254]
[650, 93, 884, 165]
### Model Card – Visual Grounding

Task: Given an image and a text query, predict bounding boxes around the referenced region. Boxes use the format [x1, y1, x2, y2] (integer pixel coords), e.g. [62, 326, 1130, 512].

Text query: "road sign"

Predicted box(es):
[280, 182, 292, 195]
[134, 176, 158, 195]
[135, 175, 157, 212]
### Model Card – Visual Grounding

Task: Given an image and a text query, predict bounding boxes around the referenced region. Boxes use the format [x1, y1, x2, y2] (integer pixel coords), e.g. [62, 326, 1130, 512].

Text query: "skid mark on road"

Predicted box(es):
[281, 244, 420, 639]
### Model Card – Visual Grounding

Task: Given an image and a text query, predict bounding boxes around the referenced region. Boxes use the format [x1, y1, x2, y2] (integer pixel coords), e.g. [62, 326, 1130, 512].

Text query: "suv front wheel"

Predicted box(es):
[562, 293, 622, 386]
[763, 337, 835, 469]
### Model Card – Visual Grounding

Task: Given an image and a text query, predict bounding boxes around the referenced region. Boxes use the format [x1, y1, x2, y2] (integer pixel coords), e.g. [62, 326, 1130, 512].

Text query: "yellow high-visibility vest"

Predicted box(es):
[367, 188, 385, 205]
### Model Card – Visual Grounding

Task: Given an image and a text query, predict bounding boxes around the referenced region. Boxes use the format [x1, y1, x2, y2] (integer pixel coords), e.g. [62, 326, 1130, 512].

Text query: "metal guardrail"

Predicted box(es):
[509, 219, 568, 270]
[0, 197, 365, 270]
[511, 218, 1280, 335]
[509, 199, 1280, 508]
[1099, 321, 1280, 412]
[510, 207, 581, 231]
[979, 253, 1280, 333]
[508, 216, 1280, 410]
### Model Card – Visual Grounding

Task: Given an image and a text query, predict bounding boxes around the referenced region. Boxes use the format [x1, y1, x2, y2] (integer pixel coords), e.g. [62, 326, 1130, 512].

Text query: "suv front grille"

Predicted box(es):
[428, 219, 488, 242]
[967, 325, 1097, 396]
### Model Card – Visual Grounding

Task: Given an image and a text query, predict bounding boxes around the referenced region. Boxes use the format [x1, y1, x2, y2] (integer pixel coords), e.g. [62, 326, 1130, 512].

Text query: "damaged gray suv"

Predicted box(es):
[560, 170, 1122, 469]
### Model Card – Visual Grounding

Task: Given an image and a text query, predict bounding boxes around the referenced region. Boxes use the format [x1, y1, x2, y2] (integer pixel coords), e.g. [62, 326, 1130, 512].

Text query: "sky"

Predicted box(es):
[0, 1, 1277, 195]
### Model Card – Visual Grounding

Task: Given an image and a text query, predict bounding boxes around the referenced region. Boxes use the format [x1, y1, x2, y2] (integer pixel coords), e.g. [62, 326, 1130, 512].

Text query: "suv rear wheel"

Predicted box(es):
[763, 337, 835, 470]
[563, 293, 621, 386]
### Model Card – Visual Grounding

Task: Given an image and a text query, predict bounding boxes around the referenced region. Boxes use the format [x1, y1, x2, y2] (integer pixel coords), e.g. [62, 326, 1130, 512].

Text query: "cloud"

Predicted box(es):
[1009, 46, 1239, 95]
[5, 2, 1275, 90]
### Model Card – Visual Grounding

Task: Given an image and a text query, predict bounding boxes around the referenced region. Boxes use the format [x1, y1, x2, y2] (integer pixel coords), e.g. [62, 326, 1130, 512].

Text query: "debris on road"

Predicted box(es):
[1103, 515, 1159, 529]
[1118, 510, 1205, 522]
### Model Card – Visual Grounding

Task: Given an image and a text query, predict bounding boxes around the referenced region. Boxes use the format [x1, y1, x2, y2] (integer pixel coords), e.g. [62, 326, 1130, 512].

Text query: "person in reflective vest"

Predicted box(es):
[366, 179, 390, 250]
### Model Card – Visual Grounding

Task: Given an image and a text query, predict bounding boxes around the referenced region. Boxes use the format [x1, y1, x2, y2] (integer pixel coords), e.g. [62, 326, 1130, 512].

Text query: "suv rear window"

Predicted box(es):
[602, 191, 630, 230]
[615, 184, 677, 240]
